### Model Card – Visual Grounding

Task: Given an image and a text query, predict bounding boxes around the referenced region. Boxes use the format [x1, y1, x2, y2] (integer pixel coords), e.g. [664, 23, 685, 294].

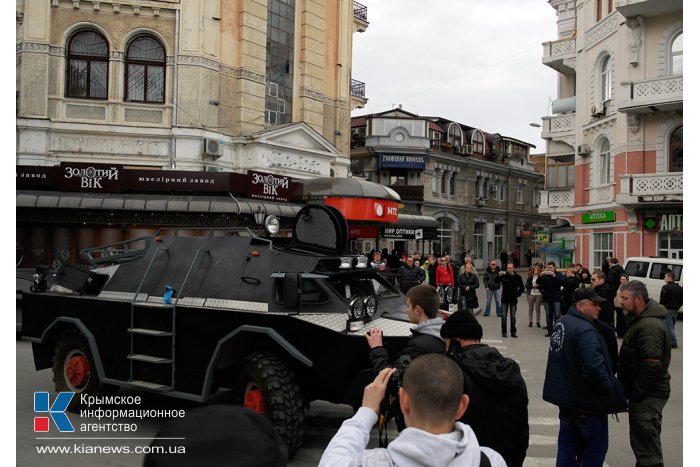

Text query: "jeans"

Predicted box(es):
[629, 397, 667, 466]
[664, 309, 678, 345]
[484, 288, 502, 316]
[556, 410, 608, 467]
[460, 294, 473, 314]
[543, 300, 561, 333]
[502, 302, 517, 335]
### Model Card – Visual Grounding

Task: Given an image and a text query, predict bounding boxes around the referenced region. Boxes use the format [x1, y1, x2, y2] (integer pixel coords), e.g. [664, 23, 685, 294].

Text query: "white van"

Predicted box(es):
[623, 257, 682, 312]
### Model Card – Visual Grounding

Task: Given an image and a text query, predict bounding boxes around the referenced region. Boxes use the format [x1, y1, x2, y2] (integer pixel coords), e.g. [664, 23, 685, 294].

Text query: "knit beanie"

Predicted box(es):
[440, 311, 483, 340]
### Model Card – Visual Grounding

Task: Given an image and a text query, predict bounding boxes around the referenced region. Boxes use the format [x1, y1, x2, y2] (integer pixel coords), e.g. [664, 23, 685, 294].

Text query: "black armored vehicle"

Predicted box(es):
[22, 204, 414, 455]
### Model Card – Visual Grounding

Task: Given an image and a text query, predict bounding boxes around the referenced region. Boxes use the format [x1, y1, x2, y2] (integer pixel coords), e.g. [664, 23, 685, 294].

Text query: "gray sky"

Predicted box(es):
[351, 0, 560, 152]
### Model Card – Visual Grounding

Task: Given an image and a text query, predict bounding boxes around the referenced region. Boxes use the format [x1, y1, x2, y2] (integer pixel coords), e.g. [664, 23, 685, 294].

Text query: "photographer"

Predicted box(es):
[365, 284, 445, 429]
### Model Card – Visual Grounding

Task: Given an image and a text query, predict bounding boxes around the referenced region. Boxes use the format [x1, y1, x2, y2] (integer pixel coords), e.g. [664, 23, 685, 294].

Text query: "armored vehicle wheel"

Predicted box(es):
[52, 330, 101, 412]
[235, 351, 304, 457]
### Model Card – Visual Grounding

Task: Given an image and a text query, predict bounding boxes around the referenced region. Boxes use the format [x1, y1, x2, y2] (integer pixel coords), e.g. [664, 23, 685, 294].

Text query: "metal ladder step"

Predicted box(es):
[129, 380, 173, 391]
[128, 328, 173, 336]
[127, 354, 173, 364]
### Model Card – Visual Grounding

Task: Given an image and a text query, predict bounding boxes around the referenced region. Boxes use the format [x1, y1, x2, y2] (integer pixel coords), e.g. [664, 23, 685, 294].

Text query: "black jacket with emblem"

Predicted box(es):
[543, 309, 626, 415]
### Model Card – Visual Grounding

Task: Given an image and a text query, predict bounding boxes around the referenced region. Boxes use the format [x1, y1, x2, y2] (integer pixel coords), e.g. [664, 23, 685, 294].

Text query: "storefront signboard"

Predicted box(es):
[325, 198, 399, 223]
[60, 162, 124, 192]
[349, 226, 379, 239]
[582, 211, 615, 224]
[247, 170, 302, 202]
[377, 154, 426, 170]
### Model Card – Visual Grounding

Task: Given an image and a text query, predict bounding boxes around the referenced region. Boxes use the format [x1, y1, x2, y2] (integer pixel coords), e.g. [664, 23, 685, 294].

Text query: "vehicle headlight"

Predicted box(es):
[363, 295, 377, 317]
[445, 286, 454, 303]
[264, 215, 280, 236]
[349, 295, 364, 320]
[340, 257, 354, 269]
[356, 256, 368, 268]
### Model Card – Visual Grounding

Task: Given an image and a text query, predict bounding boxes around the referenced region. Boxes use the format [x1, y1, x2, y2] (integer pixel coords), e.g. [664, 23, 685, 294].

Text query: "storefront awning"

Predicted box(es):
[396, 213, 440, 228]
[16, 190, 301, 218]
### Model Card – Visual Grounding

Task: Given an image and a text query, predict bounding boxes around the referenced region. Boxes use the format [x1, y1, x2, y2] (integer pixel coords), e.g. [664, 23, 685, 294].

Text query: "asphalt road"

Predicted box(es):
[16, 286, 683, 466]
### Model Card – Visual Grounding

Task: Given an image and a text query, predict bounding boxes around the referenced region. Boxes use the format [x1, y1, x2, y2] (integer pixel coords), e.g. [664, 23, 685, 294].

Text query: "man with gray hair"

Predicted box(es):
[618, 280, 672, 467]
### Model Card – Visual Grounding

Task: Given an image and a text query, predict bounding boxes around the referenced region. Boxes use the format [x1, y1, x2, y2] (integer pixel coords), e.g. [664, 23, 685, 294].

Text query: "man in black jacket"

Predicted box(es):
[591, 271, 615, 328]
[606, 258, 625, 292]
[543, 288, 627, 467]
[660, 271, 682, 349]
[495, 263, 525, 338]
[442, 311, 529, 467]
[399, 256, 426, 294]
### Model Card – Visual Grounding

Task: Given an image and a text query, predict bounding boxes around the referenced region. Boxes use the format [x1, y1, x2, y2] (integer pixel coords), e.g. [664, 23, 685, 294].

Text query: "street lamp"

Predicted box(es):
[253, 205, 266, 225]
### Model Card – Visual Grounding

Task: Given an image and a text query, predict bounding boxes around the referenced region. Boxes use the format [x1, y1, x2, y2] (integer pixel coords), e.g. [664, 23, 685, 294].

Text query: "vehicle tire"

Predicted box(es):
[235, 351, 304, 457]
[52, 330, 101, 412]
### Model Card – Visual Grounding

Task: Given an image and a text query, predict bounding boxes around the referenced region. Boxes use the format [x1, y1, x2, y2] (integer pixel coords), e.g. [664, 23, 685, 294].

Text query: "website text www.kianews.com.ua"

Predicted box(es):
[36, 444, 185, 455]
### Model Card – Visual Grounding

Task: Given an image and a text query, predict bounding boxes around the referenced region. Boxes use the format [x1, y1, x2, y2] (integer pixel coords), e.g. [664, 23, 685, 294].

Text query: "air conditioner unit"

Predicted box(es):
[577, 144, 591, 156]
[591, 102, 605, 117]
[206, 166, 225, 172]
[202, 138, 222, 160]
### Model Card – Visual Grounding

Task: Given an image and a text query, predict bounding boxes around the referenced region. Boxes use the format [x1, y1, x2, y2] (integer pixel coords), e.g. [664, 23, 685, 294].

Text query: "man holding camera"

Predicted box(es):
[319, 354, 507, 467]
[365, 284, 445, 430]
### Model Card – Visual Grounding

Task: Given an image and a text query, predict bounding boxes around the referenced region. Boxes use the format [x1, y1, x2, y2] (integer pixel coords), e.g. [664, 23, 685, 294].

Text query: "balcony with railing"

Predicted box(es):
[538, 188, 575, 213]
[619, 76, 683, 113]
[350, 79, 368, 109]
[353, 1, 369, 32]
[542, 37, 576, 75]
[541, 113, 575, 145]
[616, 173, 683, 205]
[616, 0, 682, 18]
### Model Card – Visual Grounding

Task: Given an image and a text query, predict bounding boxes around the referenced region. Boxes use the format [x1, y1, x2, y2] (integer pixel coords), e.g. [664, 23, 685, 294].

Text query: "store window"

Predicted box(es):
[473, 223, 484, 259]
[658, 232, 683, 259]
[593, 233, 613, 271]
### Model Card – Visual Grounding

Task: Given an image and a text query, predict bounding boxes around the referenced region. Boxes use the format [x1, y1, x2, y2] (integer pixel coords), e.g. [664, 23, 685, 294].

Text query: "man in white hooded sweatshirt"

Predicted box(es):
[319, 353, 506, 467]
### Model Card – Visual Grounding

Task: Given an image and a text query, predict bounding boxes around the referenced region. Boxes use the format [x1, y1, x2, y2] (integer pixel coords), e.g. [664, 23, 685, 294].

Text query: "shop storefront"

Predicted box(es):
[638, 208, 683, 259]
[16, 164, 304, 267]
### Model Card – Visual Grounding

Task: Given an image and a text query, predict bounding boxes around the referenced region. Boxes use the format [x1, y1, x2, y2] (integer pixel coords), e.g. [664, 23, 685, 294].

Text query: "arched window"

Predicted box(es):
[472, 130, 484, 154]
[447, 123, 462, 147]
[601, 56, 611, 101]
[599, 138, 611, 184]
[66, 30, 109, 99]
[125, 36, 166, 103]
[671, 32, 683, 75]
[669, 126, 682, 172]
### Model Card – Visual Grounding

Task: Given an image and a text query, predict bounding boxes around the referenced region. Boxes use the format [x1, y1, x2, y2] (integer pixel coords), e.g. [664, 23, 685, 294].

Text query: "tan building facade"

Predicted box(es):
[16, 0, 370, 267]
[539, 0, 682, 269]
[16, 0, 369, 177]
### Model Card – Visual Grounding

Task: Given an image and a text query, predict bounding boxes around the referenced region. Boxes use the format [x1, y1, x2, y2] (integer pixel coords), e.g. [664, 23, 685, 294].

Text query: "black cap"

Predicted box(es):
[440, 311, 483, 340]
[573, 288, 607, 303]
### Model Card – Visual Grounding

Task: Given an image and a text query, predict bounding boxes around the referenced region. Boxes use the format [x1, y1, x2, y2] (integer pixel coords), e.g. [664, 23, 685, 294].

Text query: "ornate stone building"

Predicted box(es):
[351, 109, 553, 269]
[16, 0, 370, 267]
[539, 0, 682, 268]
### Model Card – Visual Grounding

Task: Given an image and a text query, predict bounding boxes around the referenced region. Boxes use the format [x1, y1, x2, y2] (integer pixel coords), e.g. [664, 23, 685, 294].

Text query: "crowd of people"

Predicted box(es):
[144, 254, 679, 467]
[340, 254, 679, 467]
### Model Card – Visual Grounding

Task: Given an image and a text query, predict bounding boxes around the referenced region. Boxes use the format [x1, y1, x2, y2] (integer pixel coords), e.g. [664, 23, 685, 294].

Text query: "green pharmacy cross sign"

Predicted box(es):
[643, 217, 659, 230]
